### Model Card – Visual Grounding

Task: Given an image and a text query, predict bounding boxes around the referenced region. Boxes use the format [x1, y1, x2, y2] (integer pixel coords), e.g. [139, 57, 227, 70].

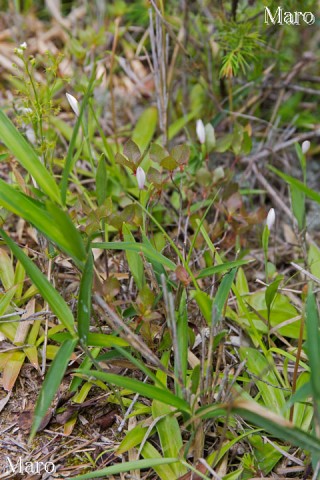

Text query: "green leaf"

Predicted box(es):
[123, 139, 141, 164]
[269, 165, 320, 205]
[123, 224, 145, 290]
[204, 124, 216, 153]
[149, 143, 168, 163]
[71, 458, 179, 480]
[192, 290, 212, 324]
[196, 400, 320, 457]
[161, 155, 178, 171]
[0, 248, 14, 290]
[75, 369, 191, 414]
[45, 201, 86, 263]
[177, 289, 188, 389]
[0, 229, 76, 336]
[0, 180, 86, 264]
[170, 145, 190, 166]
[77, 252, 93, 344]
[197, 260, 249, 279]
[0, 110, 60, 203]
[306, 290, 320, 400]
[308, 243, 320, 280]
[152, 351, 187, 478]
[132, 107, 158, 152]
[116, 424, 150, 455]
[141, 442, 178, 480]
[92, 241, 176, 270]
[30, 338, 78, 439]
[213, 268, 237, 318]
[265, 275, 283, 320]
[290, 185, 305, 231]
[51, 332, 128, 347]
[96, 155, 107, 206]
[239, 347, 286, 415]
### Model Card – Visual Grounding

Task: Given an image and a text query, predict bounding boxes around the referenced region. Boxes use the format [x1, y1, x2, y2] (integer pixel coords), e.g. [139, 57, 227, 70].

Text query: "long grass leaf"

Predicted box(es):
[0, 180, 85, 263]
[132, 107, 158, 152]
[196, 400, 320, 456]
[72, 458, 179, 480]
[197, 260, 250, 279]
[269, 165, 320, 204]
[0, 110, 60, 203]
[77, 252, 93, 343]
[0, 229, 76, 336]
[123, 224, 145, 290]
[92, 241, 176, 270]
[306, 290, 320, 399]
[30, 338, 78, 439]
[75, 369, 191, 413]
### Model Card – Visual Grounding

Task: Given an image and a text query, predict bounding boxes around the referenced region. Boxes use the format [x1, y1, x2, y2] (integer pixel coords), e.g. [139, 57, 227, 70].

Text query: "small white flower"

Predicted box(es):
[16, 42, 27, 55]
[136, 166, 146, 190]
[301, 140, 310, 154]
[196, 119, 206, 144]
[66, 92, 80, 117]
[26, 128, 36, 145]
[266, 208, 275, 231]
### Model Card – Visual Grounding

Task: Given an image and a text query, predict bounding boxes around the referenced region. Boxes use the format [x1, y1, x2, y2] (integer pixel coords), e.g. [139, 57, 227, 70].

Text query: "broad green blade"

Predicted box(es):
[132, 107, 158, 152]
[141, 442, 178, 480]
[123, 224, 146, 290]
[92, 241, 176, 270]
[30, 338, 78, 439]
[0, 180, 86, 264]
[196, 400, 320, 457]
[306, 291, 320, 400]
[213, 268, 237, 318]
[77, 252, 93, 343]
[269, 165, 320, 205]
[239, 347, 286, 416]
[0, 110, 60, 203]
[0, 229, 76, 336]
[72, 458, 179, 480]
[197, 259, 250, 279]
[75, 369, 191, 413]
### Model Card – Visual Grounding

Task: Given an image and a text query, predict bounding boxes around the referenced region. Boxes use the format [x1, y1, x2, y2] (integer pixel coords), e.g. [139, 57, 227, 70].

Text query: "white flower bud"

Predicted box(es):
[16, 42, 27, 55]
[266, 208, 275, 231]
[301, 140, 310, 154]
[136, 166, 146, 190]
[66, 92, 80, 117]
[196, 119, 206, 144]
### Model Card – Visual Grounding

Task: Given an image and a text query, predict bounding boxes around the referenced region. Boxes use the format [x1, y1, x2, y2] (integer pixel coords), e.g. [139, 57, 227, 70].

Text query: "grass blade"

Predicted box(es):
[0, 228, 76, 336]
[269, 165, 320, 205]
[196, 399, 320, 456]
[0, 110, 61, 203]
[123, 224, 146, 290]
[75, 369, 191, 413]
[213, 268, 237, 318]
[132, 106, 158, 152]
[196, 260, 250, 279]
[77, 252, 93, 344]
[92, 241, 176, 270]
[30, 338, 78, 439]
[72, 458, 179, 480]
[0, 180, 86, 264]
[306, 290, 320, 400]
